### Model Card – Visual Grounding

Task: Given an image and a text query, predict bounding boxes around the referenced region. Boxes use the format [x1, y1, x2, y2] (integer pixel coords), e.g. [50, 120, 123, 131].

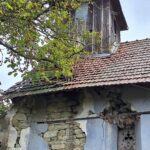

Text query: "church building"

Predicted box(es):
[1, 0, 150, 150]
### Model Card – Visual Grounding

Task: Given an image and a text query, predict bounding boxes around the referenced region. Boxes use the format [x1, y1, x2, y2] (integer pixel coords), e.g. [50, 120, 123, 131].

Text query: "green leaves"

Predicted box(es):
[0, 100, 10, 117]
[5, 2, 13, 10]
[0, 0, 96, 82]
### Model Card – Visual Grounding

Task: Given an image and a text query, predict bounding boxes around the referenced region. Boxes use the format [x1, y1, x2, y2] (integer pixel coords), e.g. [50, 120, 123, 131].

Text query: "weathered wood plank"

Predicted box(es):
[101, 0, 110, 52]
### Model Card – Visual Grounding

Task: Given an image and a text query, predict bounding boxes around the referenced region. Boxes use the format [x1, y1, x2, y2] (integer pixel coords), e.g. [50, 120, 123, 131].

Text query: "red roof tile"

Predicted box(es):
[4, 38, 150, 98]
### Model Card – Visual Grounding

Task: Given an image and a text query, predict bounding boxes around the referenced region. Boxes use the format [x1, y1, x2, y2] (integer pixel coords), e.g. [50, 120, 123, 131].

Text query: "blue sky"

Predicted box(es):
[0, 0, 150, 90]
[120, 0, 150, 41]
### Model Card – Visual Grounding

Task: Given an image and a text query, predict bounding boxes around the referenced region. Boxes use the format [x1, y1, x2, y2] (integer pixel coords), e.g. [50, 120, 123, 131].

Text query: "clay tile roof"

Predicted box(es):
[4, 38, 150, 98]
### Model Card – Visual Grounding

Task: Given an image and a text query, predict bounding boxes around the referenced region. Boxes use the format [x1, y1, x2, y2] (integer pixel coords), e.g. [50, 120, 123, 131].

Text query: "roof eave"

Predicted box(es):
[112, 0, 128, 31]
[5, 78, 150, 99]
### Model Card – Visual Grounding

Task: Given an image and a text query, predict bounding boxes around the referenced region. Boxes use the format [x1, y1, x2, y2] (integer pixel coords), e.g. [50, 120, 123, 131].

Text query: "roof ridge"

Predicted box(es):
[121, 38, 150, 44]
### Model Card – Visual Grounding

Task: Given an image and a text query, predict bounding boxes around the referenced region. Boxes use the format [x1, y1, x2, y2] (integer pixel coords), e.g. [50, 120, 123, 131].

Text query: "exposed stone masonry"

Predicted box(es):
[10, 91, 86, 150]
[44, 123, 85, 150]
[3, 86, 140, 150]
[12, 102, 31, 148]
[44, 94, 86, 150]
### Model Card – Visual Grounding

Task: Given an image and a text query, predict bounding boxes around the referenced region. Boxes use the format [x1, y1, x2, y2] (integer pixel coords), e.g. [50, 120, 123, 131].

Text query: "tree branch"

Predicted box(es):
[0, 39, 58, 65]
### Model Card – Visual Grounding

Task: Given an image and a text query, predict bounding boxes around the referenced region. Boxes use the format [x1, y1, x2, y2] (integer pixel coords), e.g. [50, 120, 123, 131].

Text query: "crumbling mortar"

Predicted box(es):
[101, 88, 139, 128]
[8, 92, 86, 150]
[43, 93, 86, 150]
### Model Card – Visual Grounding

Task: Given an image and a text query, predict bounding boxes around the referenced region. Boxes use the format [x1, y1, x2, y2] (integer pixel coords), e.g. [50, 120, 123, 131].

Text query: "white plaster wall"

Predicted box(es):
[76, 89, 95, 135]
[122, 85, 150, 150]
[79, 86, 150, 150]
[28, 123, 49, 150]
[135, 121, 141, 150]
[6, 105, 49, 150]
[122, 85, 150, 112]
[77, 88, 118, 150]
[6, 108, 18, 149]
[140, 115, 150, 150]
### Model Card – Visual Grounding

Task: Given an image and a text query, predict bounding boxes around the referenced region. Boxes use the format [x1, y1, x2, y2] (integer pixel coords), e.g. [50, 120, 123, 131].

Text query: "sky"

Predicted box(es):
[120, 0, 150, 41]
[0, 0, 150, 90]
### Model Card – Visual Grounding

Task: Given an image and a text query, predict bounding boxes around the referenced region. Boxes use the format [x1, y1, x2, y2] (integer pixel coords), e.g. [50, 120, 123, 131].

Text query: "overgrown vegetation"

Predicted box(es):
[0, 0, 100, 81]
[0, 102, 8, 117]
[0, 90, 10, 117]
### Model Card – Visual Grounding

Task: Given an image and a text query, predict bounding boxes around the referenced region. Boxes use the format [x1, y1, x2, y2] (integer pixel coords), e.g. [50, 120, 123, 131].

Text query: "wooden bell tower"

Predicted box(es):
[75, 0, 128, 55]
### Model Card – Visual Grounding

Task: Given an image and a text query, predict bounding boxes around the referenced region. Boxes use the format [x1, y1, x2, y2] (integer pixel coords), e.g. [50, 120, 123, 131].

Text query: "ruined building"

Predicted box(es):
[1, 0, 150, 150]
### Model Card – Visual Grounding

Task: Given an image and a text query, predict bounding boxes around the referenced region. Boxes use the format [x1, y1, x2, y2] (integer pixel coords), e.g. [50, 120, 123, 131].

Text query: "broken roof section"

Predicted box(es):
[4, 38, 150, 98]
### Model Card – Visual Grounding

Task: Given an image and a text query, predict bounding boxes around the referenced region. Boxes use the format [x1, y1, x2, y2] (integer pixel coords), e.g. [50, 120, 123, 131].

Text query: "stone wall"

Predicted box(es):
[4, 86, 129, 150]
[44, 94, 86, 150]
[0, 117, 9, 150]
[8, 91, 86, 150]
[4, 85, 150, 150]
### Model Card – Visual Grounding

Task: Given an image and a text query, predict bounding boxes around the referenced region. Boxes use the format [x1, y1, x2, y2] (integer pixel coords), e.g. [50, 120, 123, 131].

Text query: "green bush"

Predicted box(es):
[0, 102, 8, 117]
